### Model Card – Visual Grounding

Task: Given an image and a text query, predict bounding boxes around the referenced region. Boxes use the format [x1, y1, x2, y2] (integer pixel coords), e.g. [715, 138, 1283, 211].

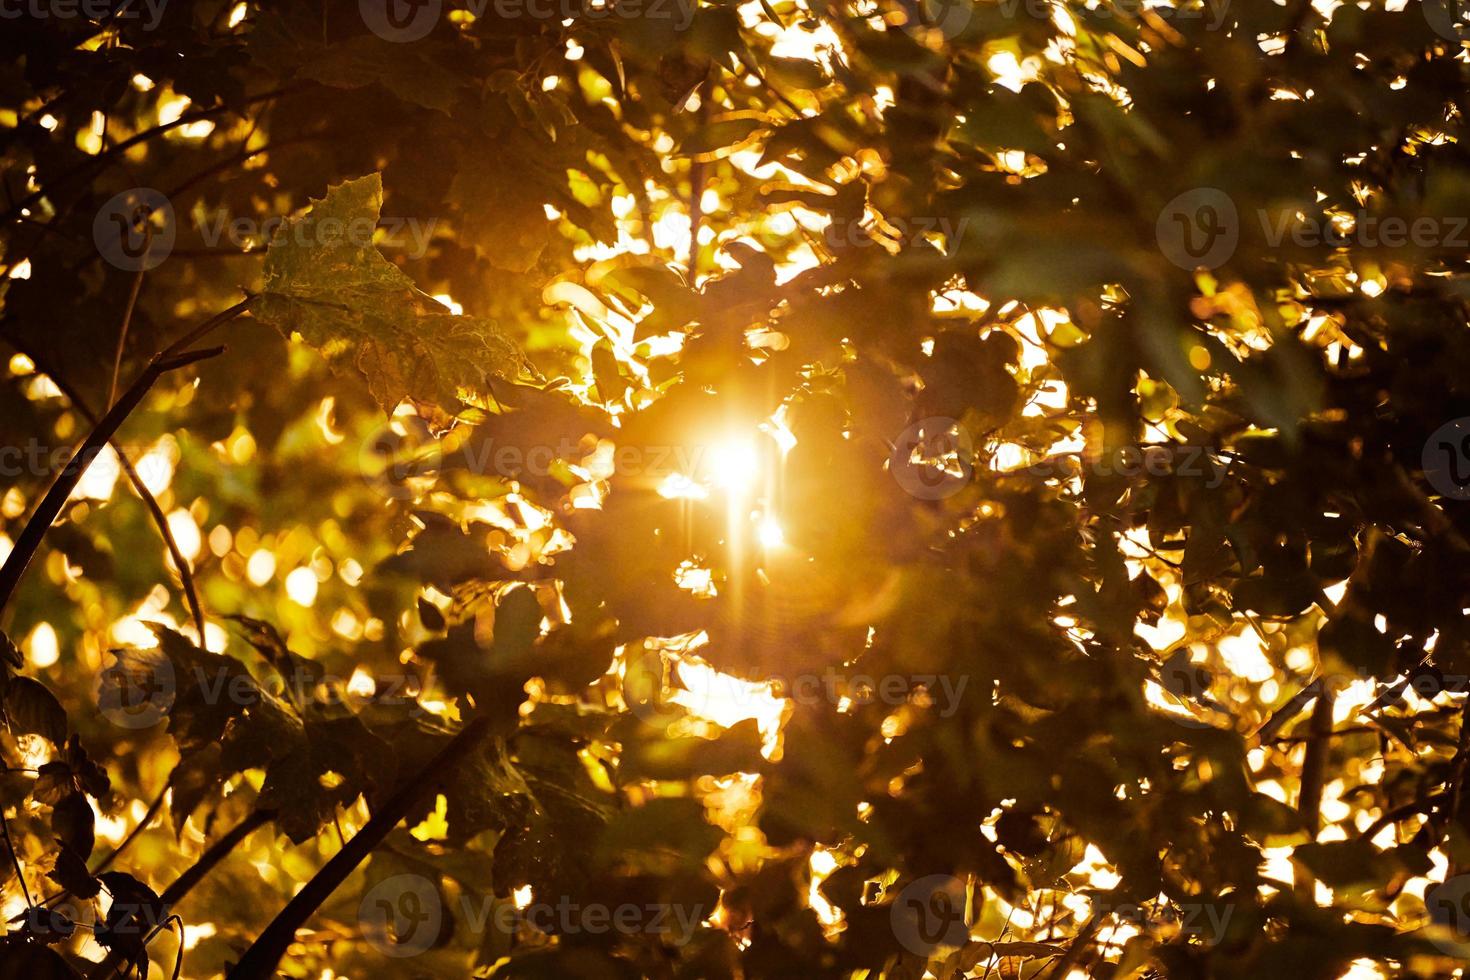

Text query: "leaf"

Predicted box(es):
[679, 118, 763, 157]
[0, 941, 84, 980]
[0, 630, 21, 672]
[51, 792, 95, 860]
[251, 11, 463, 112]
[254, 173, 523, 422]
[47, 846, 100, 899]
[3, 676, 68, 745]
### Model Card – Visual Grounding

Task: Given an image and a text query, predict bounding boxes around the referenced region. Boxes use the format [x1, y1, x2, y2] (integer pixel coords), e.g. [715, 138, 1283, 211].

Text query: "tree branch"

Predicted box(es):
[0, 297, 249, 615]
[2, 343, 209, 639]
[86, 809, 276, 980]
[226, 716, 497, 979]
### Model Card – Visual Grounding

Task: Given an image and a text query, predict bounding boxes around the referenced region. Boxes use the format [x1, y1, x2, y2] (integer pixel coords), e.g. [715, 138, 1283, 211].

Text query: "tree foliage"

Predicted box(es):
[2, 1, 1470, 978]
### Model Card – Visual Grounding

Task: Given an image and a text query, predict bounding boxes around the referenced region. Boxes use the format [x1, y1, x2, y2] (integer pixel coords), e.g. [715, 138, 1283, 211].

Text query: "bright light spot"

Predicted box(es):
[658, 473, 709, 500]
[409, 793, 449, 842]
[182, 922, 217, 951]
[208, 525, 233, 557]
[432, 293, 463, 316]
[282, 567, 317, 605]
[758, 516, 785, 549]
[347, 667, 376, 698]
[74, 444, 121, 501]
[227, 2, 248, 28]
[703, 439, 758, 492]
[136, 440, 177, 496]
[246, 549, 276, 586]
[315, 397, 344, 445]
[513, 885, 534, 909]
[27, 623, 59, 669]
[286, 567, 319, 607]
[157, 93, 215, 139]
[809, 847, 845, 931]
[669, 658, 786, 757]
[166, 509, 202, 563]
[675, 560, 717, 598]
[1218, 630, 1274, 683]
[7, 260, 31, 280]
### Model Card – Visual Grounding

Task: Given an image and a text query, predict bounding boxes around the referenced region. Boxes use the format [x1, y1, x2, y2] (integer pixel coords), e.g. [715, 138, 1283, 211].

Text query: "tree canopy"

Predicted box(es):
[3, 1, 1470, 978]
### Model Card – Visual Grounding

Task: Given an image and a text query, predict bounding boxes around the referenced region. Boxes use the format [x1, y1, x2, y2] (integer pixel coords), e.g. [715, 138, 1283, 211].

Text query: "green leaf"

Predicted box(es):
[254, 173, 523, 422]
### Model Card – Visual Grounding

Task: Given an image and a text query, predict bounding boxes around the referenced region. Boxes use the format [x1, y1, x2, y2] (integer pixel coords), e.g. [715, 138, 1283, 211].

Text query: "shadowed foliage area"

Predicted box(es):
[3, 1, 1470, 978]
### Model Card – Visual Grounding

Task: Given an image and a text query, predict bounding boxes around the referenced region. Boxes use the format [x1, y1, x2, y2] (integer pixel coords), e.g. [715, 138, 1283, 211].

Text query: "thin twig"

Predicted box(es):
[0, 297, 248, 614]
[109, 257, 148, 408]
[3, 343, 208, 639]
[1299, 687, 1335, 837]
[0, 805, 33, 908]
